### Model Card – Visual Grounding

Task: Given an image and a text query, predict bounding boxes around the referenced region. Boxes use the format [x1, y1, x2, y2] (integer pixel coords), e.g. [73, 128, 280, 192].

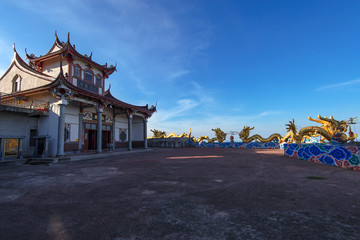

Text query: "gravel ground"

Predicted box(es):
[0, 148, 360, 240]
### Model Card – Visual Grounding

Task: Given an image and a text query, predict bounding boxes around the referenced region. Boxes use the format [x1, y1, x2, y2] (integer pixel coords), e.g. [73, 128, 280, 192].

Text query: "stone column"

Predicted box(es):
[77, 112, 83, 153]
[19, 138, 24, 159]
[96, 105, 103, 153]
[144, 118, 148, 149]
[112, 115, 116, 151]
[57, 98, 68, 156]
[128, 113, 133, 151]
[0, 138, 4, 160]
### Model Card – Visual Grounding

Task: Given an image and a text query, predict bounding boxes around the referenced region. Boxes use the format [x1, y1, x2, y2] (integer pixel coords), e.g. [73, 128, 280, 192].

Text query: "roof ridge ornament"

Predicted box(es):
[12, 43, 16, 52]
[25, 48, 36, 60]
[67, 32, 70, 43]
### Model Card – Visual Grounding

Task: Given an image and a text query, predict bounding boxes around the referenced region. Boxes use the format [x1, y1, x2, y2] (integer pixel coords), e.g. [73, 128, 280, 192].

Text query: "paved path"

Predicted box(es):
[1, 148, 360, 239]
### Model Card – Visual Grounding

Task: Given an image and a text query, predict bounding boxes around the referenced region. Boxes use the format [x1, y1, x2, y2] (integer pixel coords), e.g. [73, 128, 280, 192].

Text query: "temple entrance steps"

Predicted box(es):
[25, 157, 71, 165]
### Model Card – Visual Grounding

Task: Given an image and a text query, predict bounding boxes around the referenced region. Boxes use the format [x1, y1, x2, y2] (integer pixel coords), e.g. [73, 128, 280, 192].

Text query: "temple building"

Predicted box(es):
[0, 32, 156, 160]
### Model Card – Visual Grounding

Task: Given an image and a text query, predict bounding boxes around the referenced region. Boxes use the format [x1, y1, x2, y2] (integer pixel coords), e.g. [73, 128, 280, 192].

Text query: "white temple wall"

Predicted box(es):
[0, 112, 39, 156]
[115, 115, 128, 141]
[65, 104, 80, 142]
[38, 102, 62, 157]
[132, 117, 144, 141]
[0, 65, 53, 93]
[42, 58, 67, 78]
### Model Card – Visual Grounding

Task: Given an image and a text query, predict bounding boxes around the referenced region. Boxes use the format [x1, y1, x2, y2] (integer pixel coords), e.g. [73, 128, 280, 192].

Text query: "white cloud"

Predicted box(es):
[316, 79, 360, 91]
[167, 70, 190, 79]
[148, 108, 285, 139]
[189, 81, 214, 103]
[257, 111, 283, 117]
[153, 98, 199, 122]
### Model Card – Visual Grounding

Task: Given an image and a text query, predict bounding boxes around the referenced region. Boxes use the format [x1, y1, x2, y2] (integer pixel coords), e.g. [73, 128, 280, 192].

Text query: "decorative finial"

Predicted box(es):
[89, 52, 92, 59]
[67, 32, 70, 43]
[12, 43, 16, 52]
[55, 30, 58, 38]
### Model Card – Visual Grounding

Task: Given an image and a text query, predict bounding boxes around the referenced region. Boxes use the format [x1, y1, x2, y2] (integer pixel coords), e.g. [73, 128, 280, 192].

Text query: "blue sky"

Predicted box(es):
[0, 0, 359, 140]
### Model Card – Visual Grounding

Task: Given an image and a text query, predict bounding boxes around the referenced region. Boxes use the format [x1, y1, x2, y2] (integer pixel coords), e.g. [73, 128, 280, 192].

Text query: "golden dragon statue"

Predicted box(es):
[239, 126, 282, 143]
[148, 129, 189, 139]
[239, 115, 357, 143]
[283, 115, 357, 143]
[190, 128, 227, 143]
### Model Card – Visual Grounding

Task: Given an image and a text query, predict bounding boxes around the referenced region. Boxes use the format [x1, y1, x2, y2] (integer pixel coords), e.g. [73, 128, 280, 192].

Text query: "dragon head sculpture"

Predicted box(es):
[150, 129, 166, 138]
[239, 126, 255, 141]
[211, 128, 227, 143]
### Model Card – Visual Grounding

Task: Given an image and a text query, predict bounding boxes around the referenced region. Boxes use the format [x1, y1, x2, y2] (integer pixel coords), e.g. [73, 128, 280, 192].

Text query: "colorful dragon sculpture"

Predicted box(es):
[149, 128, 227, 143]
[239, 126, 282, 143]
[190, 128, 227, 143]
[239, 115, 357, 144]
[148, 129, 189, 139]
[284, 116, 357, 143]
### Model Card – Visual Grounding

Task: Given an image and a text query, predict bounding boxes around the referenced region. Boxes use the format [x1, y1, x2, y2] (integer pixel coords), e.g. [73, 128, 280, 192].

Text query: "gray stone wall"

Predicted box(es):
[148, 137, 190, 148]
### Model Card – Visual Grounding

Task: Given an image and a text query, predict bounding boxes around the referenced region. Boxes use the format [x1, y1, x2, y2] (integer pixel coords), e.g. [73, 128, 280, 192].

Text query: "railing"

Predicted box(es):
[0, 94, 50, 112]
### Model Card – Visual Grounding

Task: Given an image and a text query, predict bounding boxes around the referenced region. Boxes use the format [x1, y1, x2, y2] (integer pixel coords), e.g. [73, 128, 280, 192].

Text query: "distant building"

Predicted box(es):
[0, 32, 156, 160]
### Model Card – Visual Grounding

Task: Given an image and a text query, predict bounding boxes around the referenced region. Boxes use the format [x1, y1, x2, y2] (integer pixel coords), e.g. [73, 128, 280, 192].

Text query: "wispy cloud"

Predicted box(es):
[148, 107, 284, 138]
[8, 0, 211, 93]
[257, 110, 283, 117]
[167, 70, 190, 79]
[189, 81, 215, 103]
[0, 37, 14, 77]
[316, 79, 360, 91]
[153, 98, 199, 122]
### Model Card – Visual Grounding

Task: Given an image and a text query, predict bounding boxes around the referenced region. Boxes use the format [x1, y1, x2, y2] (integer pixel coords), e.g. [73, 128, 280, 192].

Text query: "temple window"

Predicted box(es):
[96, 75, 102, 86]
[12, 75, 21, 92]
[84, 69, 93, 82]
[74, 65, 81, 78]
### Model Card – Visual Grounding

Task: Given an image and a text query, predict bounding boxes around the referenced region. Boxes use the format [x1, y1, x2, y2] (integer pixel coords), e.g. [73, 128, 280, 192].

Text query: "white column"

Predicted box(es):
[57, 98, 68, 156]
[77, 112, 83, 153]
[128, 113, 133, 150]
[112, 114, 116, 151]
[96, 105, 103, 153]
[144, 118, 148, 149]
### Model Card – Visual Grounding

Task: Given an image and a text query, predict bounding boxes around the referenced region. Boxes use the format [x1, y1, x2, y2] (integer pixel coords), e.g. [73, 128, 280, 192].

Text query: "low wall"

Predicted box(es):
[189, 141, 280, 149]
[284, 143, 360, 171]
[148, 138, 190, 148]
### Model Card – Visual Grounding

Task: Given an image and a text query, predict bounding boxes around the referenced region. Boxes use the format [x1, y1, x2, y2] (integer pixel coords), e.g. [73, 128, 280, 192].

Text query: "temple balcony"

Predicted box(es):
[0, 93, 49, 116]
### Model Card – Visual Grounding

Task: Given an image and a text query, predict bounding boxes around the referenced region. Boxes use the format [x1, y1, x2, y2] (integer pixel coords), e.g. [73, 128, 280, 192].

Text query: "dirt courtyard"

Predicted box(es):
[1, 148, 360, 240]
